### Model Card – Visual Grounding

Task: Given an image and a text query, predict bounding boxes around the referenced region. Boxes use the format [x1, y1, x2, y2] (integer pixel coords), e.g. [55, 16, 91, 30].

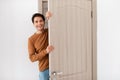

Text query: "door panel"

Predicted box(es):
[48, 0, 92, 80]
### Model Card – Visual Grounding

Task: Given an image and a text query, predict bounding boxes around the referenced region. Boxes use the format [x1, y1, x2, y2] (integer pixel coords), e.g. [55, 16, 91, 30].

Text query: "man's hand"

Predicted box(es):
[45, 11, 52, 20]
[46, 45, 54, 53]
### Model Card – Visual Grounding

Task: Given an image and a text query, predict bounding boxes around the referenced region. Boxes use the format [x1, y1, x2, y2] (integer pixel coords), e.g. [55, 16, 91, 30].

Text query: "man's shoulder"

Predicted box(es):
[28, 33, 36, 41]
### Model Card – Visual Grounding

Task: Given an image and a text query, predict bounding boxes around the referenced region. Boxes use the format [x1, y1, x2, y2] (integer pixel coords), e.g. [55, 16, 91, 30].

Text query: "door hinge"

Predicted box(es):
[91, 11, 93, 18]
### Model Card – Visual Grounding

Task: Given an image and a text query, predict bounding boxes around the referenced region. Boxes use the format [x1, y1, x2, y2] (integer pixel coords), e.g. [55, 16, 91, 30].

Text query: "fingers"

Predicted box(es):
[48, 45, 54, 51]
[45, 11, 52, 20]
[46, 45, 54, 53]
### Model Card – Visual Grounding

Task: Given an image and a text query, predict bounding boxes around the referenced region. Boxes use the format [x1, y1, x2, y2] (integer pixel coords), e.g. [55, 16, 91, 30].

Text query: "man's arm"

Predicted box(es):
[28, 38, 48, 62]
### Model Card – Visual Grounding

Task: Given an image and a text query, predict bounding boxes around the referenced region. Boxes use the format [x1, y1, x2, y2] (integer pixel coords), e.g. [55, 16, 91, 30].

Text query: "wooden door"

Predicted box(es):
[48, 0, 95, 80]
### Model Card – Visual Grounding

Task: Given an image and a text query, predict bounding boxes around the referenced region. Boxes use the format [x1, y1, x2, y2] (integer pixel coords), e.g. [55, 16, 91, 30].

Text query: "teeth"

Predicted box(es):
[38, 27, 41, 29]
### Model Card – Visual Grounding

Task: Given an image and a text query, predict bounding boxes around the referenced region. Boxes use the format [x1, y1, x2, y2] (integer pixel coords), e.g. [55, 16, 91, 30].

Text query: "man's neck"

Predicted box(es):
[36, 29, 44, 34]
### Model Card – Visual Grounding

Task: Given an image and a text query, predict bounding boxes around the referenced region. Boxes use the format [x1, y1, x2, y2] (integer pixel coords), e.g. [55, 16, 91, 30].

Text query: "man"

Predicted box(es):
[28, 11, 54, 80]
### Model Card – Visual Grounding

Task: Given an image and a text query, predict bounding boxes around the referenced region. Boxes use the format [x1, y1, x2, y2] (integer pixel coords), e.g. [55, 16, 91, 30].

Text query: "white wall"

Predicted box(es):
[97, 0, 120, 80]
[0, 0, 39, 80]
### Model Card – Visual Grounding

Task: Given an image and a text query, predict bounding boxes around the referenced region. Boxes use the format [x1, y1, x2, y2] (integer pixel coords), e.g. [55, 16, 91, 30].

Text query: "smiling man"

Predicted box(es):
[28, 12, 54, 80]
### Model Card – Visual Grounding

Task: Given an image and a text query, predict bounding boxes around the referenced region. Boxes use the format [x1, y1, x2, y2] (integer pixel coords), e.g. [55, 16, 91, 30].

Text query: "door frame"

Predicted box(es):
[38, 0, 97, 80]
[38, 0, 48, 13]
[91, 0, 97, 80]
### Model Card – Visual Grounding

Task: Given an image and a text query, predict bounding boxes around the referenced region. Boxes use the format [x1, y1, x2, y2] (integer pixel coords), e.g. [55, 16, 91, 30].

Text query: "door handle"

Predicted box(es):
[52, 71, 63, 76]
[50, 71, 63, 80]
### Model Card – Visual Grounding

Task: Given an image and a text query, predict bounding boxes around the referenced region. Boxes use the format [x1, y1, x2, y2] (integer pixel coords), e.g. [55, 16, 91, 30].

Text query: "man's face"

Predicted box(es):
[33, 17, 45, 31]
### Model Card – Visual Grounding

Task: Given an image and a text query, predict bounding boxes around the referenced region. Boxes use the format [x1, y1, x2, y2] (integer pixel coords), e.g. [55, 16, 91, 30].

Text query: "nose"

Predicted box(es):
[38, 21, 41, 25]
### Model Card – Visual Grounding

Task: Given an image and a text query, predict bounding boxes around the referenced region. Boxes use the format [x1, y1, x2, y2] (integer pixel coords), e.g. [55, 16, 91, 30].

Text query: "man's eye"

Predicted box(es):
[40, 20, 43, 22]
[35, 21, 38, 23]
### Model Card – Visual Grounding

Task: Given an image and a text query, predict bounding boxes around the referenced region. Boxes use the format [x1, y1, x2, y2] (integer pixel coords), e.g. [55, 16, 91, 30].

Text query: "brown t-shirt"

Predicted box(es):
[28, 28, 49, 71]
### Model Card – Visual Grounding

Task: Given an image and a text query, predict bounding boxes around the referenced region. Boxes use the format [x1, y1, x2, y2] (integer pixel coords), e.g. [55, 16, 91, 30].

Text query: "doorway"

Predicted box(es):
[38, 0, 97, 80]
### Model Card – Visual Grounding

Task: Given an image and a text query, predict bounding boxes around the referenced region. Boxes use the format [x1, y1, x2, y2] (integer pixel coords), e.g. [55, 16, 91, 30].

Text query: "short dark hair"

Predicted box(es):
[32, 13, 45, 23]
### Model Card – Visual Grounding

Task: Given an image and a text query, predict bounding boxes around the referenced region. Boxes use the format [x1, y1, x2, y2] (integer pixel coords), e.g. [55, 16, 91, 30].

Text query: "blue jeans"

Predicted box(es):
[39, 69, 49, 80]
